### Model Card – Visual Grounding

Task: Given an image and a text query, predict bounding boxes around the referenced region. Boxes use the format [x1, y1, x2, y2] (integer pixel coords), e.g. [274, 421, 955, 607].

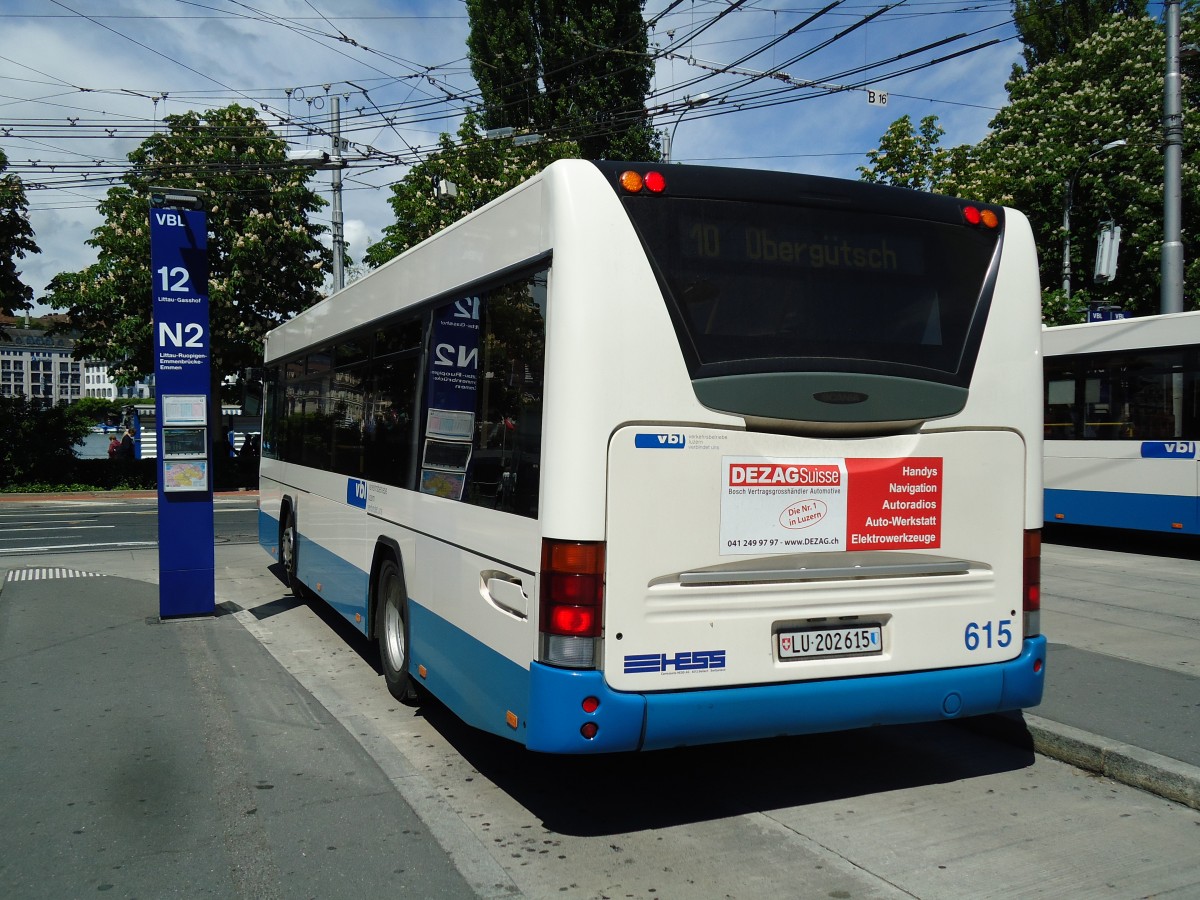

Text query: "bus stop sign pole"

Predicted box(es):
[149, 191, 215, 617]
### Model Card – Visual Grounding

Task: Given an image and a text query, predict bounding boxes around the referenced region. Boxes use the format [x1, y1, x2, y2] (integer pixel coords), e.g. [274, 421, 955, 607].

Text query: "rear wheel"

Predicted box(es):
[280, 509, 302, 598]
[376, 557, 415, 703]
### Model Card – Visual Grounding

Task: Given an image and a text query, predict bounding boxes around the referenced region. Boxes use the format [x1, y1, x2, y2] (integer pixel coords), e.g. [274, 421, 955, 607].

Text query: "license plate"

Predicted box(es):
[777, 625, 882, 660]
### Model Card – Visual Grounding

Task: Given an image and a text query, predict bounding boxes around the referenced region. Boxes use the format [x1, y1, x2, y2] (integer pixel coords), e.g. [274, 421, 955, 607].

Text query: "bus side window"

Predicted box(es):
[330, 366, 367, 477]
[366, 356, 419, 488]
[261, 365, 281, 458]
[436, 267, 547, 518]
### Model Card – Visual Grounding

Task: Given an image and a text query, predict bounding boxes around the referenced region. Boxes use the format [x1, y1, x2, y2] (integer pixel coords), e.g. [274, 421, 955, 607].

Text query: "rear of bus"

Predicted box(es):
[526, 161, 1044, 752]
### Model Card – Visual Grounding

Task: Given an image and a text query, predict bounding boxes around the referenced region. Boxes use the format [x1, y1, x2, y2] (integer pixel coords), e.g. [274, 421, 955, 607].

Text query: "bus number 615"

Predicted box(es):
[964, 619, 1013, 651]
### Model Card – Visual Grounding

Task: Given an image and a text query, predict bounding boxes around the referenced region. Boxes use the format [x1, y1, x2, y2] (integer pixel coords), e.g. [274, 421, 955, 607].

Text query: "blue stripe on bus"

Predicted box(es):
[258, 507, 370, 634]
[1044, 488, 1199, 534]
[258, 508, 278, 553]
[409, 601, 534, 743]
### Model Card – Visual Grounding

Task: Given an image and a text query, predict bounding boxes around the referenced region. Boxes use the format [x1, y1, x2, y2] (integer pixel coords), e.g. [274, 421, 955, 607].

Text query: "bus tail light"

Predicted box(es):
[618, 169, 666, 194]
[539, 539, 605, 669]
[962, 205, 1000, 229]
[1023, 529, 1041, 637]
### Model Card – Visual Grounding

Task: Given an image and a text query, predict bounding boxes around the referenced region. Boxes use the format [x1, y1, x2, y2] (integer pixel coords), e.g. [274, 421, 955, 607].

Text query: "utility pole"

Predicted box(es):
[1162, 0, 1184, 314]
[331, 96, 345, 293]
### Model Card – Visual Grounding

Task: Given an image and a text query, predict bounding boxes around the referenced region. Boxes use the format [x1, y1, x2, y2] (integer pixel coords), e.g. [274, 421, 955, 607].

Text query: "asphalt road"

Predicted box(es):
[0, 495, 259, 555]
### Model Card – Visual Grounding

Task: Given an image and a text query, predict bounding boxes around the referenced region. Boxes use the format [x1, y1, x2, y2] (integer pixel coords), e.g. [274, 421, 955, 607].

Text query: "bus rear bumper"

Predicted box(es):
[527, 636, 1046, 753]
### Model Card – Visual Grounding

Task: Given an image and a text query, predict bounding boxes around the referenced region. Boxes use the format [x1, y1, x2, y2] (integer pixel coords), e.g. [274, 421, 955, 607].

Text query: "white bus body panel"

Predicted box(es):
[1046, 441, 1199, 498]
[604, 428, 1025, 692]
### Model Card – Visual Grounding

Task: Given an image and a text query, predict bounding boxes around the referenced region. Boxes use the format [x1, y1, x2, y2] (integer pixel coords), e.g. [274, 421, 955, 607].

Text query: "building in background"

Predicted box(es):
[0, 318, 153, 403]
[0, 325, 82, 403]
[83, 360, 154, 400]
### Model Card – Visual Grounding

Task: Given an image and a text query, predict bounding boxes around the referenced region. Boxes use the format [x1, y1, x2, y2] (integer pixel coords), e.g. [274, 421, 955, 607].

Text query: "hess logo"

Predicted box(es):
[780, 499, 828, 529]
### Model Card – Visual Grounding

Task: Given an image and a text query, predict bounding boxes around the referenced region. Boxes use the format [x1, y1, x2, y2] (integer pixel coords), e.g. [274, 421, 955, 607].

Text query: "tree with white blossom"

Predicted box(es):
[958, 10, 1200, 322]
[44, 104, 329, 385]
[861, 9, 1200, 322]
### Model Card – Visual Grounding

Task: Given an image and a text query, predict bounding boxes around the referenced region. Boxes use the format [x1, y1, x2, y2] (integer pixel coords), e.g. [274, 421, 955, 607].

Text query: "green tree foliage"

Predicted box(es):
[467, 0, 658, 160]
[1014, 0, 1145, 71]
[43, 104, 330, 385]
[467, 0, 542, 133]
[956, 11, 1199, 323]
[0, 395, 92, 484]
[70, 395, 122, 425]
[857, 114, 966, 192]
[364, 113, 578, 266]
[0, 148, 40, 324]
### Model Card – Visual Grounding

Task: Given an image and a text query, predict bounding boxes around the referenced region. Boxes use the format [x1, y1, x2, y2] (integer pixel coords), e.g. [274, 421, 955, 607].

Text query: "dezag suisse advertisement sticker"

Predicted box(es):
[720, 456, 943, 555]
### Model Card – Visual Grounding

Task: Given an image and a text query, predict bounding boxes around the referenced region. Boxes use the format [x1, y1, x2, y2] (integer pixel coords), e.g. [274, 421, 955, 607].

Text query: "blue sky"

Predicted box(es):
[1, 0, 1031, 312]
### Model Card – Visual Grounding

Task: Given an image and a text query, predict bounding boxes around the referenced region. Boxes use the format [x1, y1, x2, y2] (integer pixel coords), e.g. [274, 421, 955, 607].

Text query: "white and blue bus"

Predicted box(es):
[259, 160, 1045, 753]
[1044, 310, 1200, 534]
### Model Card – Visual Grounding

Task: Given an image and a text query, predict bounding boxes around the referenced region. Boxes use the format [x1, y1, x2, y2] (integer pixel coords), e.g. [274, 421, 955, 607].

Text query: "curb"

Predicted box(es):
[1024, 713, 1200, 811]
[967, 711, 1200, 811]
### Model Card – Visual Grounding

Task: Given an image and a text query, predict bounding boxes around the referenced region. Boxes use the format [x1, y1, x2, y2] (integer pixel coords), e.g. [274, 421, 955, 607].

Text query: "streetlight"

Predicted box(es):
[665, 93, 711, 164]
[1062, 139, 1127, 299]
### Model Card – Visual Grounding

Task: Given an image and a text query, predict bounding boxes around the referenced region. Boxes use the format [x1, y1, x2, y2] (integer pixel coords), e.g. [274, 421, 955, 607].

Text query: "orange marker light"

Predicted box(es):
[980, 209, 1000, 229]
[619, 170, 644, 193]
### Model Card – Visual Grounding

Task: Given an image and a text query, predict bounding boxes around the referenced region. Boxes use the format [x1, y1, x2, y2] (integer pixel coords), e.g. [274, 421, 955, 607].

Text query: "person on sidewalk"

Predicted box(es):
[116, 428, 135, 460]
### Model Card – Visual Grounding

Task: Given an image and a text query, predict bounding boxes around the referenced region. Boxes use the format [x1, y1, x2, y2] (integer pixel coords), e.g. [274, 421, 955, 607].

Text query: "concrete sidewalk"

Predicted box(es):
[0, 563, 477, 899]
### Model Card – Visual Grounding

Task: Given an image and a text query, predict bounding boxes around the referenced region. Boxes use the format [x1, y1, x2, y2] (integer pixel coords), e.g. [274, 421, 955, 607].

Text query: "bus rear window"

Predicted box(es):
[622, 197, 1001, 387]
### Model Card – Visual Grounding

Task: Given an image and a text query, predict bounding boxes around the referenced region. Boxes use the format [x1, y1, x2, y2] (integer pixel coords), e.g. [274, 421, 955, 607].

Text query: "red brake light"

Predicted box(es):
[962, 205, 982, 225]
[540, 539, 605, 638]
[1024, 529, 1041, 613]
[549, 605, 596, 635]
[643, 170, 666, 193]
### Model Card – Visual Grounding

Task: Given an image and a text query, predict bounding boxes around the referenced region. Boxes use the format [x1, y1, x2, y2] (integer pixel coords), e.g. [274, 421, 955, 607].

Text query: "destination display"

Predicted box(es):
[679, 215, 924, 275]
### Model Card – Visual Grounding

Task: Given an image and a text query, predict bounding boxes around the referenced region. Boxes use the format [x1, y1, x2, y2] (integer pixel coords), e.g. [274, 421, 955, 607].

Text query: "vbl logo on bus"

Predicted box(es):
[635, 433, 686, 449]
[346, 478, 368, 509]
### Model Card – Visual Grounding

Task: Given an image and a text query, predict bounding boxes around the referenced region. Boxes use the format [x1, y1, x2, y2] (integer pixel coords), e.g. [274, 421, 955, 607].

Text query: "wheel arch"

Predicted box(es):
[368, 536, 405, 639]
[277, 493, 301, 594]
[278, 493, 297, 534]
